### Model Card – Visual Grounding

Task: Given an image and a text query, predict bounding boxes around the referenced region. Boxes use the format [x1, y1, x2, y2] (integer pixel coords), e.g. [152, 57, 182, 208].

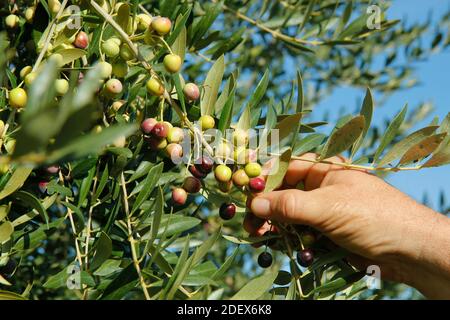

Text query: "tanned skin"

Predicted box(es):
[246, 153, 450, 299]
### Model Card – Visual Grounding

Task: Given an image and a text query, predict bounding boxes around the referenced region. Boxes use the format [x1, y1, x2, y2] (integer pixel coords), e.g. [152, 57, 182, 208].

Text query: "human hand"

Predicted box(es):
[246, 153, 450, 299]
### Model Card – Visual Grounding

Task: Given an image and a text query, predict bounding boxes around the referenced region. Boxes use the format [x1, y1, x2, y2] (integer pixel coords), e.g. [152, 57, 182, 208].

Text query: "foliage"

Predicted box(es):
[0, 0, 449, 300]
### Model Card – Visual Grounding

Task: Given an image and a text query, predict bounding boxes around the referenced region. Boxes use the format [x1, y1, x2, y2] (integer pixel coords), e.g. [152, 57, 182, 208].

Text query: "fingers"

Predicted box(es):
[245, 153, 348, 237]
[250, 188, 336, 228]
[284, 153, 347, 190]
[260, 153, 348, 191]
[283, 153, 316, 187]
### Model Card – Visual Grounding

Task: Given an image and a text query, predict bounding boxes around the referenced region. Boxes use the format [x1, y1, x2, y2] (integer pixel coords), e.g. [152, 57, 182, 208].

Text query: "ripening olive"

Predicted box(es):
[9, 88, 27, 108]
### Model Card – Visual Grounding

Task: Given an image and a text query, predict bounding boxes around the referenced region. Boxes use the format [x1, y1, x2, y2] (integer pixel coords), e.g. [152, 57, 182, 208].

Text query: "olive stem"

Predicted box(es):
[157, 36, 175, 54]
[217, 1, 323, 46]
[65, 207, 84, 268]
[59, 168, 84, 293]
[268, 152, 422, 172]
[138, 4, 152, 17]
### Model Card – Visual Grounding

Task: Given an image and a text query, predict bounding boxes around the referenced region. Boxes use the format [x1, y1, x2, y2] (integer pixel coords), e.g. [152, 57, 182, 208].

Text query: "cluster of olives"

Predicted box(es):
[5, 6, 90, 107]
[141, 118, 184, 153]
[4, 2, 188, 110]
[138, 98, 316, 269]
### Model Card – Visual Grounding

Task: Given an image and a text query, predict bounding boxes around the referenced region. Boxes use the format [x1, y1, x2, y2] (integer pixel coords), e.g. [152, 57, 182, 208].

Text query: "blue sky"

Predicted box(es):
[313, 0, 450, 208]
[386, 0, 449, 207]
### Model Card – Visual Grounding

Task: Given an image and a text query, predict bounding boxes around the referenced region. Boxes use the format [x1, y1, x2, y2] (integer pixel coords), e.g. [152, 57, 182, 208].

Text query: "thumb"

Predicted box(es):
[250, 187, 336, 228]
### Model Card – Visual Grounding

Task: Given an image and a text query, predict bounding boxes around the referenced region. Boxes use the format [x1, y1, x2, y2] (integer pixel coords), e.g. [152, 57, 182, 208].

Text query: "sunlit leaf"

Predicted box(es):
[0, 167, 33, 201]
[376, 126, 438, 168]
[399, 133, 447, 165]
[200, 55, 224, 116]
[320, 116, 365, 160]
[351, 88, 374, 158]
[373, 104, 408, 163]
[264, 148, 292, 192]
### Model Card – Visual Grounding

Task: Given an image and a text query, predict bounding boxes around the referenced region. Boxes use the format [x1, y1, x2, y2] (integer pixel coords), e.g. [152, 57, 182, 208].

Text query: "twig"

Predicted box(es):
[59, 170, 84, 272]
[66, 207, 83, 268]
[83, 165, 100, 268]
[215, 1, 323, 46]
[268, 152, 422, 172]
[120, 173, 151, 300]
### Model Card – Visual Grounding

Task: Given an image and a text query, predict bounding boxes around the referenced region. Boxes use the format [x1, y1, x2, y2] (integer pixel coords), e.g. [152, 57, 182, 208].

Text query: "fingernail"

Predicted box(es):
[251, 198, 270, 216]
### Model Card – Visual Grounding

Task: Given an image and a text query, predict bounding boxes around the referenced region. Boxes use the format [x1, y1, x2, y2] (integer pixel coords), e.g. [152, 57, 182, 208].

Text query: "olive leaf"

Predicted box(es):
[319, 115, 365, 160]
[192, 228, 221, 266]
[54, 48, 87, 66]
[167, 7, 192, 47]
[200, 55, 224, 116]
[130, 162, 164, 214]
[265, 113, 302, 149]
[164, 235, 193, 299]
[351, 88, 374, 158]
[373, 104, 408, 163]
[339, 11, 373, 39]
[243, 69, 269, 113]
[172, 26, 186, 61]
[293, 133, 327, 155]
[264, 148, 292, 193]
[43, 266, 95, 289]
[0, 290, 26, 300]
[100, 263, 138, 300]
[422, 112, 450, 167]
[115, 3, 130, 32]
[45, 124, 138, 163]
[298, 0, 317, 32]
[421, 141, 450, 168]
[291, 70, 304, 148]
[0, 206, 8, 221]
[236, 104, 251, 131]
[376, 126, 438, 168]
[399, 133, 447, 165]
[236, 70, 269, 131]
[0, 221, 13, 243]
[12, 191, 49, 226]
[22, 59, 58, 117]
[190, 0, 223, 46]
[215, 72, 237, 116]
[222, 234, 280, 245]
[296, 69, 304, 113]
[211, 247, 239, 282]
[142, 214, 201, 239]
[150, 186, 164, 243]
[231, 270, 279, 300]
[0, 167, 33, 201]
[0, 274, 11, 286]
[217, 86, 235, 133]
[210, 26, 245, 60]
[90, 232, 113, 271]
[311, 271, 366, 298]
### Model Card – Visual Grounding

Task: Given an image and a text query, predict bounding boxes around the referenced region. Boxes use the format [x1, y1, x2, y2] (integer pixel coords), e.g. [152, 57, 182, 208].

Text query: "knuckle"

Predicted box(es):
[277, 192, 298, 218]
[329, 195, 351, 215]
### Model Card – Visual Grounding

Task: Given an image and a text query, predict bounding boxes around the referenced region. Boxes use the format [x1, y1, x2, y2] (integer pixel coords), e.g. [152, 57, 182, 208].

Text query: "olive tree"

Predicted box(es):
[0, 0, 449, 300]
